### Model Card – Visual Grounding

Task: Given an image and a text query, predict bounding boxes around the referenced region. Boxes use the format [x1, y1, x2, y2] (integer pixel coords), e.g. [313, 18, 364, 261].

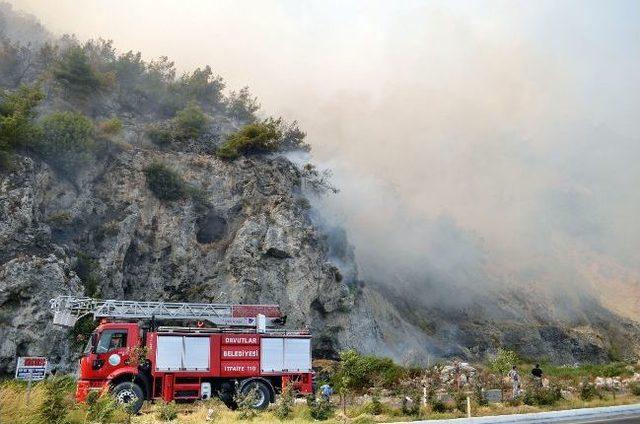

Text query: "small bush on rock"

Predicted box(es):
[144, 161, 187, 201]
[0, 85, 43, 168]
[36, 111, 95, 175]
[216, 120, 281, 160]
[146, 125, 174, 146]
[53, 47, 106, 96]
[226, 86, 260, 122]
[97, 117, 123, 136]
[173, 101, 208, 140]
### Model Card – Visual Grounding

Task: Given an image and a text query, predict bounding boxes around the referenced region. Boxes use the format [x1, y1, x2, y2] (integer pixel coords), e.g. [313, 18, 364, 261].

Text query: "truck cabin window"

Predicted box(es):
[84, 333, 96, 354]
[96, 330, 128, 354]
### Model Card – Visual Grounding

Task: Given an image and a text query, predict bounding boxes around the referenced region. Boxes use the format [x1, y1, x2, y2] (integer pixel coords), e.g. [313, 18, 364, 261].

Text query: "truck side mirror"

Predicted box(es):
[91, 332, 98, 354]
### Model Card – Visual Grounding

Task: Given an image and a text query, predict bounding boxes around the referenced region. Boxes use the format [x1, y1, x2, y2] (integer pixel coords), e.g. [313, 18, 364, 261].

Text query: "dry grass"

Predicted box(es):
[2, 380, 640, 424]
[0, 380, 46, 424]
[133, 399, 326, 423]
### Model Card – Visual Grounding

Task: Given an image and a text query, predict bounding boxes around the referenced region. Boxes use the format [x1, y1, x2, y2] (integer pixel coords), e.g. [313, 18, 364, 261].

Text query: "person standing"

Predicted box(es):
[531, 364, 543, 387]
[508, 365, 521, 398]
[320, 383, 333, 401]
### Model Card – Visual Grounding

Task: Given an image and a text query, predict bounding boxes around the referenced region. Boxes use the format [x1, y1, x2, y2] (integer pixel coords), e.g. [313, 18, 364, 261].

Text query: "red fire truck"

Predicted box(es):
[50, 296, 314, 413]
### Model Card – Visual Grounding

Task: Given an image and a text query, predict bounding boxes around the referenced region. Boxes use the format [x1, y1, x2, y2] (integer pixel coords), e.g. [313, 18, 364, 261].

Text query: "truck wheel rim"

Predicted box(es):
[116, 388, 137, 404]
[253, 390, 265, 407]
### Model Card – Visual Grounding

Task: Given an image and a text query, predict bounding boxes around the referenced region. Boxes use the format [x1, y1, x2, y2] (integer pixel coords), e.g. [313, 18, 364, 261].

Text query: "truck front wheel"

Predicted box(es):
[241, 380, 271, 410]
[112, 382, 144, 414]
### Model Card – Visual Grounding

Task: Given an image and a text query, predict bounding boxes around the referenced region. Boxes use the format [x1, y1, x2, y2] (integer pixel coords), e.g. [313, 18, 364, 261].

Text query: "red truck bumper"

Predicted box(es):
[75, 380, 90, 402]
[75, 379, 108, 403]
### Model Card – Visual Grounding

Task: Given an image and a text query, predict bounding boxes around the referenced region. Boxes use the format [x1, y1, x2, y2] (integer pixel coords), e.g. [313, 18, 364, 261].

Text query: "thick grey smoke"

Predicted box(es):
[6, 0, 640, 317]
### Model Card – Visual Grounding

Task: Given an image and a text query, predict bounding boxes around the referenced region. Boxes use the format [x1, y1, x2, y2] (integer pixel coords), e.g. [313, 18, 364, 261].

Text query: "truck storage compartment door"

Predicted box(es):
[156, 336, 183, 371]
[283, 338, 311, 372]
[260, 338, 284, 372]
[183, 337, 210, 371]
[156, 336, 210, 371]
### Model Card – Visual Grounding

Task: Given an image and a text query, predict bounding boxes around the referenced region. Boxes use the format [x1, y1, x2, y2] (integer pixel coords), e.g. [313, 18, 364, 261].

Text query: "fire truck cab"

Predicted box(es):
[51, 297, 314, 413]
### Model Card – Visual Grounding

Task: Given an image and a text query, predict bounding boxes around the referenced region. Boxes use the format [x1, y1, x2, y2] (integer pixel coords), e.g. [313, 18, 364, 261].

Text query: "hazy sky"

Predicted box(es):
[7, 0, 640, 306]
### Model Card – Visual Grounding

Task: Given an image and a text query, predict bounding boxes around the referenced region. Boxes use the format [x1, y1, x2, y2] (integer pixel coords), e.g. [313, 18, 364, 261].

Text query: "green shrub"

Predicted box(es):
[429, 399, 447, 413]
[505, 398, 522, 407]
[0, 39, 33, 88]
[53, 47, 105, 96]
[333, 350, 404, 391]
[630, 382, 640, 396]
[543, 363, 633, 379]
[580, 380, 601, 401]
[146, 125, 174, 147]
[36, 111, 95, 175]
[157, 401, 178, 421]
[523, 385, 562, 406]
[173, 101, 208, 140]
[0, 85, 43, 168]
[144, 161, 187, 201]
[306, 395, 334, 421]
[97, 117, 123, 136]
[455, 392, 470, 413]
[235, 388, 260, 420]
[175, 65, 225, 110]
[226, 86, 259, 122]
[87, 392, 124, 423]
[74, 252, 100, 298]
[217, 120, 281, 160]
[70, 315, 98, 351]
[488, 348, 519, 376]
[39, 376, 75, 424]
[268, 117, 310, 152]
[367, 393, 383, 415]
[274, 384, 295, 419]
[474, 384, 489, 406]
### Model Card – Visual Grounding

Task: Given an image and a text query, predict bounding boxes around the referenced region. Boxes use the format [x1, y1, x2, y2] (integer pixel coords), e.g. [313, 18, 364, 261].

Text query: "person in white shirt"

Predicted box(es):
[508, 365, 521, 398]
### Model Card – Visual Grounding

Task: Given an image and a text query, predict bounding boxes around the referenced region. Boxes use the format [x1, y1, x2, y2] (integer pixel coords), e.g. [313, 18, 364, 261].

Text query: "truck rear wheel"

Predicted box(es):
[112, 382, 144, 414]
[241, 380, 271, 410]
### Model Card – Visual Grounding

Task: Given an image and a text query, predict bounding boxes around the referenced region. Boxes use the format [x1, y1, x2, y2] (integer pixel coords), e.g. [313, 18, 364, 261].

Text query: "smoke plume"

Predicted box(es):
[6, 0, 640, 317]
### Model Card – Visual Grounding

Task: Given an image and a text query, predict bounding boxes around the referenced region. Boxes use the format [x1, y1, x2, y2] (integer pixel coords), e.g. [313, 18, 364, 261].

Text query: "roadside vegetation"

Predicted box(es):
[4, 350, 640, 423]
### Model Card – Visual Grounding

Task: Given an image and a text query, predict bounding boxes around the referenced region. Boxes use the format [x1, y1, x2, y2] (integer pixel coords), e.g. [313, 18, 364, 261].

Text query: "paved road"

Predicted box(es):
[563, 415, 640, 424]
[406, 404, 640, 423]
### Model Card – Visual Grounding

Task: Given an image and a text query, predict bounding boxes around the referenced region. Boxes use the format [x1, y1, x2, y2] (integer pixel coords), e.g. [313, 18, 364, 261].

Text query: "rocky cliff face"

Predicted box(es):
[0, 146, 362, 373]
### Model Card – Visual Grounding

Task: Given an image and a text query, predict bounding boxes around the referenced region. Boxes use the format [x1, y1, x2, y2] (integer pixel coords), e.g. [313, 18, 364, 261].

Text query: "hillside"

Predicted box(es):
[1, 2, 639, 374]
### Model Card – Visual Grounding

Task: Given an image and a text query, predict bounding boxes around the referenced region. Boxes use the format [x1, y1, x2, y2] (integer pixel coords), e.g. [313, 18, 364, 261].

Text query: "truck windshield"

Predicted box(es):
[96, 330, 128, 354]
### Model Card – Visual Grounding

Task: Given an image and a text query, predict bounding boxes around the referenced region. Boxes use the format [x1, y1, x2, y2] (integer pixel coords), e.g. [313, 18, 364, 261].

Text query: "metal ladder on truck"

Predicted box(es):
[49, 295, 286, 331]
